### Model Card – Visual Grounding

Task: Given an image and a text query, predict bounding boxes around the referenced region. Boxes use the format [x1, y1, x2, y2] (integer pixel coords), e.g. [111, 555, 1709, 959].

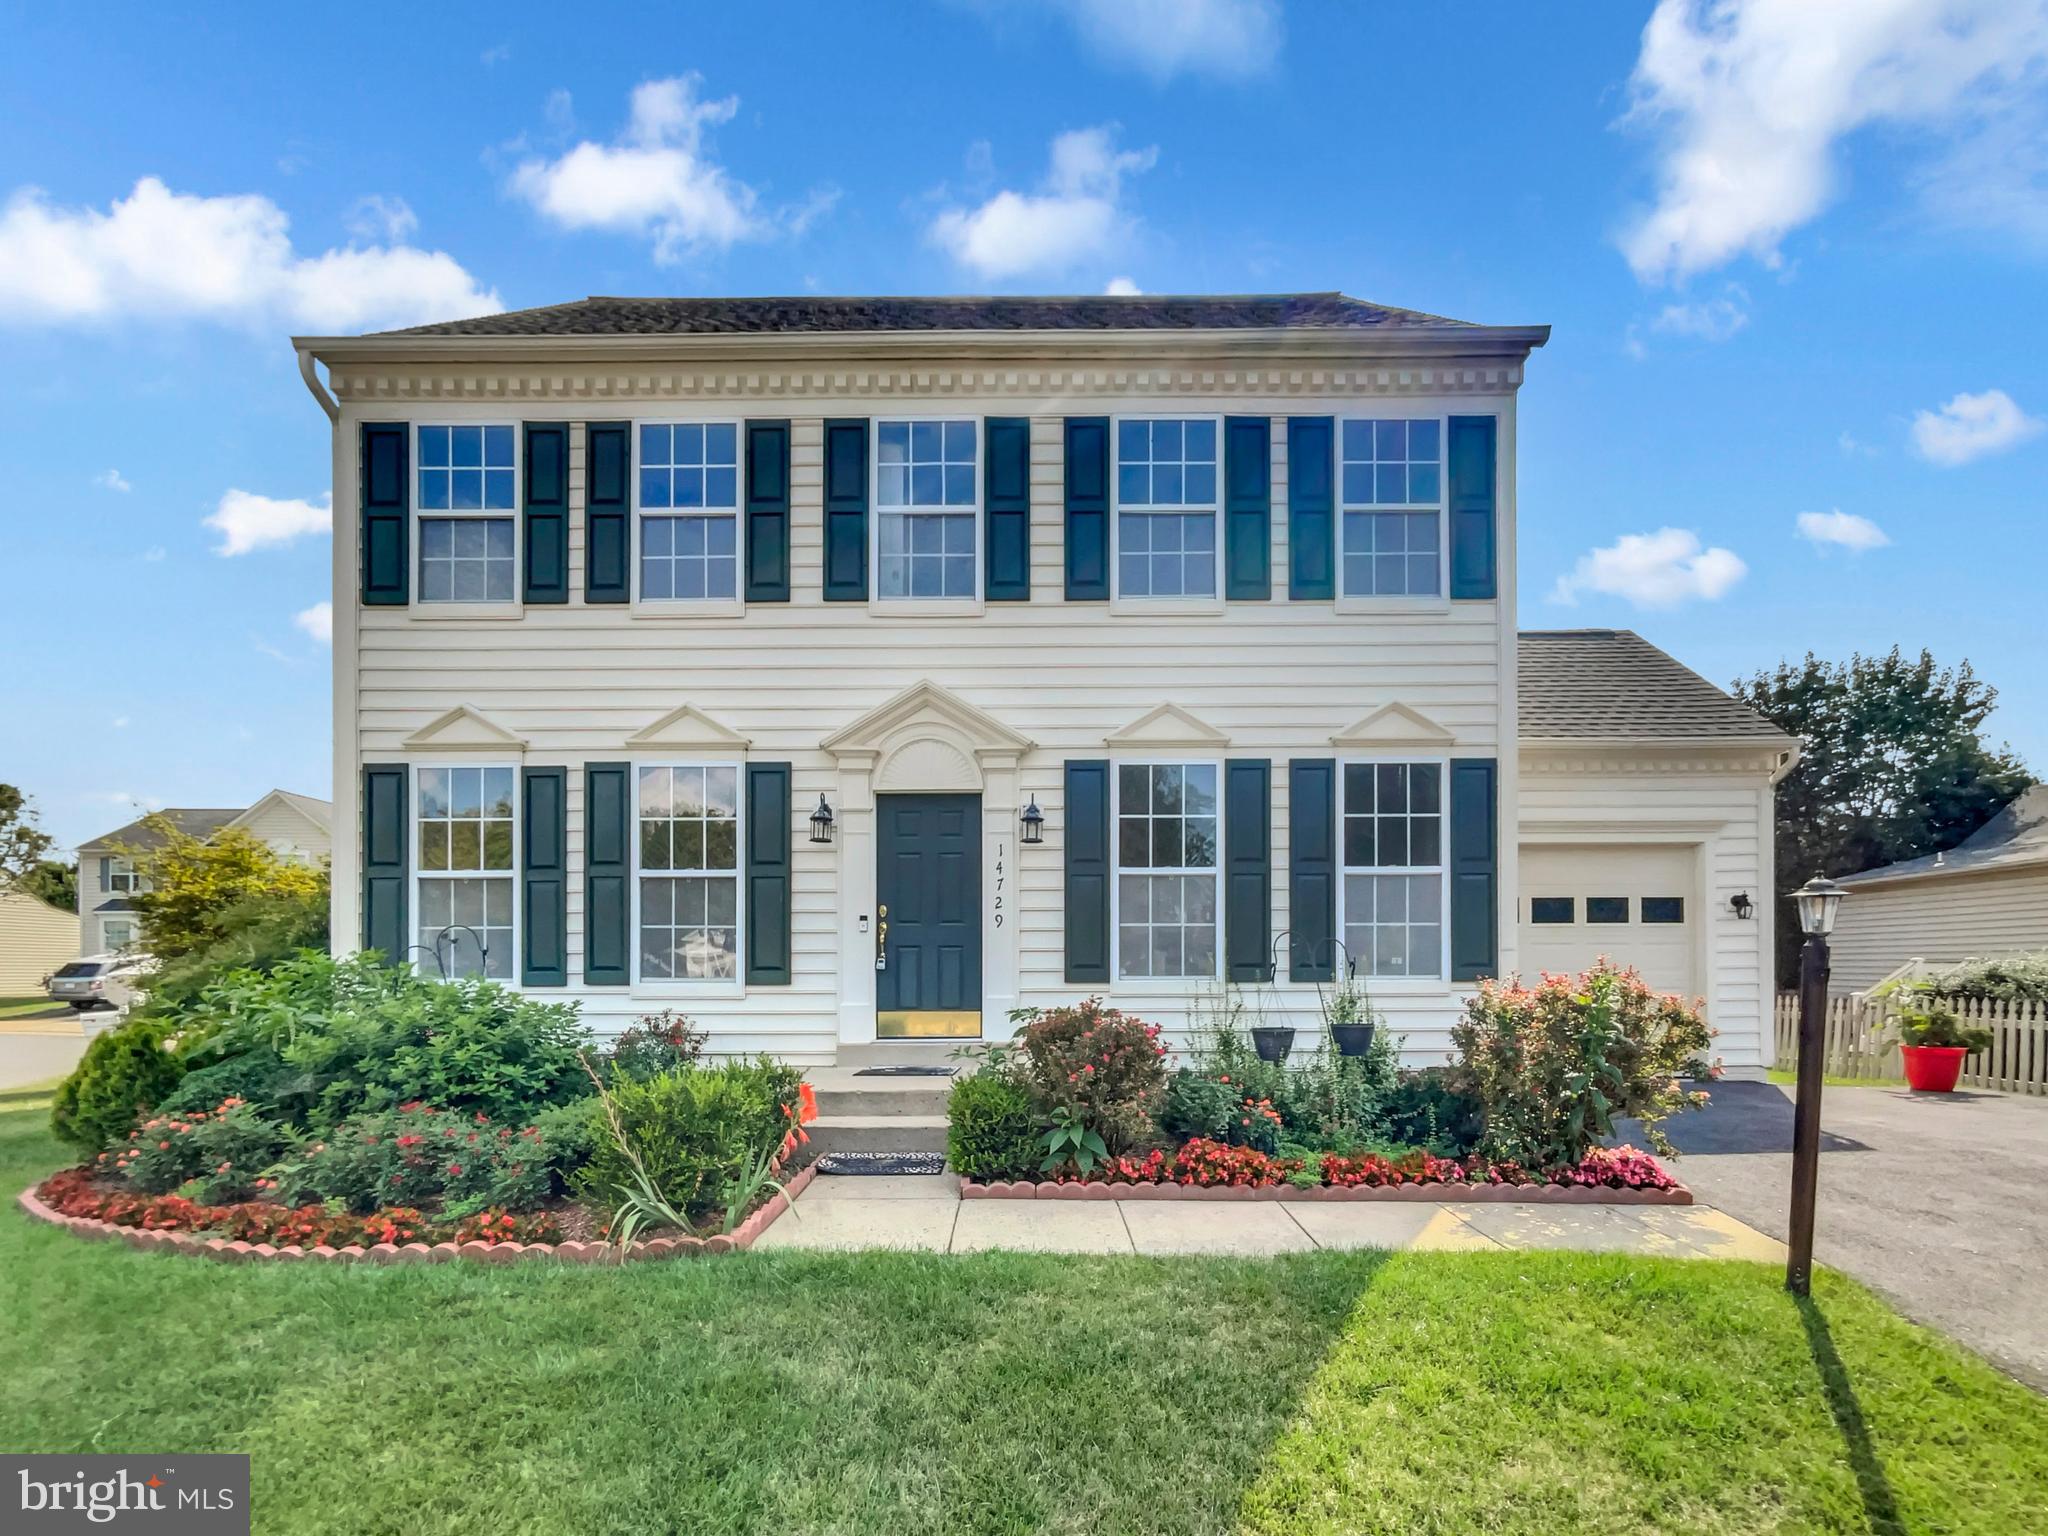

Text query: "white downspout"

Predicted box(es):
[297, 347, 339, 422]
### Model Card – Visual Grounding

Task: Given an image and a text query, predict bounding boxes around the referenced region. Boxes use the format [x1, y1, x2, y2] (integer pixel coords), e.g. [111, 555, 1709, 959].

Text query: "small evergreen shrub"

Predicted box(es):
[155, 1052, 307, 1120]
[945, 1072, 1041, 1181]
[51, 1019, 187, 1153]
[1381, 1069, 1486, 1157]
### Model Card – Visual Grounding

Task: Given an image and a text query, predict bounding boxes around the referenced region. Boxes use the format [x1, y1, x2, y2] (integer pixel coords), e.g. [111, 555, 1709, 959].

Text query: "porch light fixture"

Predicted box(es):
[809, 794, 836, 845]
[1792, 875, 1846, 938]
[1019, 795, 1045, 846]
[1729, 891, 1754, 921]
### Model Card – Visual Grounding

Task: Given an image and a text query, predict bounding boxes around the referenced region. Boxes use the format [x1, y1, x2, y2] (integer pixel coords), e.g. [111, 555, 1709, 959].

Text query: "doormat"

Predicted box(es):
[852, 1065, 956, 1077]
[813, 1152, 949, 1177]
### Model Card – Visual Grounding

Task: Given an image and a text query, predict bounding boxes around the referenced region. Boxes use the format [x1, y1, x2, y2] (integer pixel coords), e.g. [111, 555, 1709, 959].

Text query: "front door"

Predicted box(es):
[876, 793, 982, 1038]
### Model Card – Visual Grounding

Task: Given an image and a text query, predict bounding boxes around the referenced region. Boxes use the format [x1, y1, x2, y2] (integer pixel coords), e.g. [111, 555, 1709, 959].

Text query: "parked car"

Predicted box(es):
[46, 953, 152, 1013]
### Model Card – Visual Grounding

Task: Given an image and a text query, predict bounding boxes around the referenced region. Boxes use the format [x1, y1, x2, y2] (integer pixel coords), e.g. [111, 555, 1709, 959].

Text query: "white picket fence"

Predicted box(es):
[1772, 992, 2048, 1095]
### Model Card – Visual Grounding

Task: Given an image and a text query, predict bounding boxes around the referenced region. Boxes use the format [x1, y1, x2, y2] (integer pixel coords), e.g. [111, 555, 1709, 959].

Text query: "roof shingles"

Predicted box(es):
[1518, 630, 1791, 744]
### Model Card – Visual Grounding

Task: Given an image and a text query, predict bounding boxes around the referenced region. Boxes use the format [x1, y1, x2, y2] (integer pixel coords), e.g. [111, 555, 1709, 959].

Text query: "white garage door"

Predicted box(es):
[1518, 844, 1698, 1001]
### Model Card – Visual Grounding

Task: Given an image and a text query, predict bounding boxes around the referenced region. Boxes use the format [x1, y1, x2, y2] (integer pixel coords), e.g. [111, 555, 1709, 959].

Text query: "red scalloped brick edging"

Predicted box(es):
[960, 1174, 1692, 1206]
[17, 1159, 819, 1266]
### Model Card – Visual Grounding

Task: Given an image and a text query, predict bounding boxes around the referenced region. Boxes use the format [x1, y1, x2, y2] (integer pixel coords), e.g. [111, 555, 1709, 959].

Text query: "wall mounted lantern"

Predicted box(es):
[1019, 795, 1045, 846]
[1729, 891, 1754, 920]
[809, 794, 836, 845]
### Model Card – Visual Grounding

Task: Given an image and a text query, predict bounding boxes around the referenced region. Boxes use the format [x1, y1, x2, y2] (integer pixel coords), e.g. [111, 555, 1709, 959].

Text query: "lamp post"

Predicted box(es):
[1786, 874, 1847, 1297]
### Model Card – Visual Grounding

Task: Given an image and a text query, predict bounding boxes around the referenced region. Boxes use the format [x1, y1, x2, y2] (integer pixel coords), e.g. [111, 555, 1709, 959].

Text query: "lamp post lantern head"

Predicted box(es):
[808, 794, 836, 845]
[1793, 875, 1847, 938]
[1019, 794, 1045, 846]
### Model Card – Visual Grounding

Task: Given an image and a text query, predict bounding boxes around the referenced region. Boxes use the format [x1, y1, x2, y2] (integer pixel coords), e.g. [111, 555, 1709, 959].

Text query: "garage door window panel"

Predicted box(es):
[1529, 897, 1574, 924]
[1341, 760, 1443, 979]
[1586, 897, 1630, 924]
[1642, 897, 1685, 924]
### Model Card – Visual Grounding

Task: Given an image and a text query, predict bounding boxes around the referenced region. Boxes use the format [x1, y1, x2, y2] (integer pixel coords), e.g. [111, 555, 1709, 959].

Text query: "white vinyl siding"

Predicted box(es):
[1826, 868, 2048, 995]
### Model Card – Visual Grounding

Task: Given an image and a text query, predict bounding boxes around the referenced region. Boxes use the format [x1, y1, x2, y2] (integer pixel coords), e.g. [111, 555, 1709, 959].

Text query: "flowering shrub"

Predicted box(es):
[1450, 962, 1712, 1166]
[601, 1011, 706, 1082]
[1170, 1138, 1302, 1188]
[101, 1099, 284, 1203]
[264, 1103, 574, 1216]
[1011, 999, 1168, 1154]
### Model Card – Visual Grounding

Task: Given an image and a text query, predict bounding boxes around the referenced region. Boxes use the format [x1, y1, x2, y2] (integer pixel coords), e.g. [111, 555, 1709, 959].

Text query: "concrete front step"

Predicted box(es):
[833, 1040, 983, 1072]
[805, 1113, 950, 1157]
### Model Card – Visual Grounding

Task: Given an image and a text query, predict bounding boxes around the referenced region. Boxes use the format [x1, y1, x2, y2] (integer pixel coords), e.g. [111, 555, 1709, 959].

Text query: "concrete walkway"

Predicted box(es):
[754, 1173, 1787, 1260]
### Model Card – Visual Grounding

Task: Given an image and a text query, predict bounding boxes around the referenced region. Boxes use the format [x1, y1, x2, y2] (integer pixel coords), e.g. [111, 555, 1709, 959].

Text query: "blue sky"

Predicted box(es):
[3, 0, 2045, 852]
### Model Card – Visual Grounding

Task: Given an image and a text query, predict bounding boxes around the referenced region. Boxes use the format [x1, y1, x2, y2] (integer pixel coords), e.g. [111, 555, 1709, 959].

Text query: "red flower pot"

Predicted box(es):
[1901, 1044, 1968, 1093]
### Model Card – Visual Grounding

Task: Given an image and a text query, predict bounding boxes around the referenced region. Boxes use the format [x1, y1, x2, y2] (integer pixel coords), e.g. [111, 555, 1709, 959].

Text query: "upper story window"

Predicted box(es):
[636, 765, 740, 980]
[1115, 761, 1220, 979]
[1340, 419, 1442, 599]
[416, 765, 515, 978]
[417, 425, 517, 603]
[638, 423, 739, 601]
[104, 855, 142, 894]
[1341, 760, 1444, 979]
[1116, 418, 1218, 598]
[875, 419, 978, 599]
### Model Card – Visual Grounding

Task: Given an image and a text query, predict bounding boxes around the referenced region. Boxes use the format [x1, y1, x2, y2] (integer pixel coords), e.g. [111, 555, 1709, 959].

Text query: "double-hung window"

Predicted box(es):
[104, 856, 141, 894]
[637, 765, 741, 980]
[1340, 761, 1444, 978]
[417, 425, 517, 603]
[1340, 418, 1443, 598]
[875, 419, 978, 599]
[638, 423, 739, 601]
[1114, 761, 1220, 979]
[416, 766, 515, 978]
[1116, 418, 1219, 597]
[102, 917, 138, 951]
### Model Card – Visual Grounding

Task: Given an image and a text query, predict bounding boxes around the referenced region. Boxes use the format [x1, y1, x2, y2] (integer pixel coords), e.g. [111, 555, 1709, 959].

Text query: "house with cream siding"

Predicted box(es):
[74, 792, 332, 957]
[1830, 785, 2048, 994]
[296, 293, 1792, 1076]
[0, 887, 76, 996]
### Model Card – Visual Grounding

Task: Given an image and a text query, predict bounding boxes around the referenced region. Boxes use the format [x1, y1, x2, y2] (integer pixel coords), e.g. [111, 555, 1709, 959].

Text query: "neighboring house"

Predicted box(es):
[0, 887, 77, 995]
[1830, 785, 2048, 993]
[297, 292, 1792, 1074]
[74, 791, 333, 956]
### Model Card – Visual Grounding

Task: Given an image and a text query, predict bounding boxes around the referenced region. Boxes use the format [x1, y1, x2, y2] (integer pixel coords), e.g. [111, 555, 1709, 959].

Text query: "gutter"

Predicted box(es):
[297, 347, 338, 422]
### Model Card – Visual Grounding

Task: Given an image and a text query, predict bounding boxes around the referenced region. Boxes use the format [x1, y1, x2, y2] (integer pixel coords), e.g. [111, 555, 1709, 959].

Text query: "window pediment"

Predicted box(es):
[401, 705, 528, 752]
[1105, 703, 1229, 749]
[1330, 702, 1455, 750]
[625, 703, 749, 750]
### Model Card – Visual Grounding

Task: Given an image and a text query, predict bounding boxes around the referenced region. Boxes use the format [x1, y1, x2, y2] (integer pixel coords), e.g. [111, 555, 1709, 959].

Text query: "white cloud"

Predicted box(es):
[345, 194, 418, 243]
[204, 489, 331, 556]
[0, 176, 500, 330]
[94, 467, 131, 492]
[1796, 508, 1891, 551]
[1050, 0, 1282, 81]
[1104, 275, 1142, 295]
[1911, 388, 2044, 465]
[1551, 527, 1748, 609]
[294, 600, 333, 645]
[1649, 284, 1750, 341]
[1617, 0, 2048, 282]
[930, 126, 1157, 279]
[512, 77, 779, 261]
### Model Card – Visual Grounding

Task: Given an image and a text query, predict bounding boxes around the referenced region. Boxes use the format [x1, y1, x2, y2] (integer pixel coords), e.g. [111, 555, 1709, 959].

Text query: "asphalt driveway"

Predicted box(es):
[1621, 1080, 2048, 1391]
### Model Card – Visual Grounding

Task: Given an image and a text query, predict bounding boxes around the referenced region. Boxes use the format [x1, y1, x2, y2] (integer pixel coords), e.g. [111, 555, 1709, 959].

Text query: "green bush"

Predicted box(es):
[265, 1102, 590, 1216]
[946, 1072, 1041, 1180]
[155, 1051, 309, 1120]
[1160, 1070, 1236, 1143]
[112, 1099, 284, 1202]
[576, 1059, 801, 1225]
[178, 952, 592, 1131]
[1010, 1000, 1168, 1154]
[600, 1011, 706, 1082]
[1917, 954, 2048, 1005]
[135, 885, 330, 1016]
[51, 1019, 187, 1152]
[1380, 1069, 1485, 1156]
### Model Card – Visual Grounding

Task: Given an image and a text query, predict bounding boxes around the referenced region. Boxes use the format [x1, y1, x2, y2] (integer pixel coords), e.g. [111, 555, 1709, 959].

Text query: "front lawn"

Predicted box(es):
[4, 1098, 2045, 1535]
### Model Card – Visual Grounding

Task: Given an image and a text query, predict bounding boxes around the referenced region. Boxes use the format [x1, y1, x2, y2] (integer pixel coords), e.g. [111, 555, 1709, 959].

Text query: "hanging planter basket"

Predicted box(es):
[1331, 1022, 1376, 1058]
[1251, 1026, 1295, 1064]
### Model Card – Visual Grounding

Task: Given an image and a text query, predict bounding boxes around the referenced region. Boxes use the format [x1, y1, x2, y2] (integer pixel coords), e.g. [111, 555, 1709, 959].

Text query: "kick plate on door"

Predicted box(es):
[876, 1010, 982, 1039]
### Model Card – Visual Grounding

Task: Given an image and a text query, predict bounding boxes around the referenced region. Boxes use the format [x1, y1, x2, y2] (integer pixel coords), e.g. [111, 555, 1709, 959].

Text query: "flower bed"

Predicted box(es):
[20, 1132, 816, 1264]
[960, 1141, 1691, 1204]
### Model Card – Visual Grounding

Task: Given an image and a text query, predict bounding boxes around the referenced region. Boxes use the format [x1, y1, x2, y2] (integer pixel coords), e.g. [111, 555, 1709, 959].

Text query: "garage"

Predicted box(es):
[1517, 844, 1699, 1001]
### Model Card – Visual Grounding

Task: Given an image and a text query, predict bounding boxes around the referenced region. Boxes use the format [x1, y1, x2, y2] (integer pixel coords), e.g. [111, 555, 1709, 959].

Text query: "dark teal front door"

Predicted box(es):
[876, 794, 982, 1038]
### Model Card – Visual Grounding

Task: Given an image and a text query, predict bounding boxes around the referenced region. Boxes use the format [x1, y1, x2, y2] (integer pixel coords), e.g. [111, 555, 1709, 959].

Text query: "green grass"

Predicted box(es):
[1768, 1068, 1907, 1089]
[0, 995, 64, 1020]
[4, 1103, 2045, 1534]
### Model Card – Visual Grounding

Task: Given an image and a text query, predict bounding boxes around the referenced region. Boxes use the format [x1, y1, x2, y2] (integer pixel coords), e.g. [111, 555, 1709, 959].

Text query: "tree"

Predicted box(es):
[1732, 648, 2032, 986]
[18, 858, 77, 912]
[0, 784, 53, 884]
[120, 813, 328, 962]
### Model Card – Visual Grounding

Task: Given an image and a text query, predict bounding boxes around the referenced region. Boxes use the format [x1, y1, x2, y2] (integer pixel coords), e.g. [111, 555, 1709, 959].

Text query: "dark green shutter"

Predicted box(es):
[1449, 757, 1498, 981]
[1225, 759, 1272, 981]
[745, 419, 791, 602]
[523, 424, 569, 604]
[521, 767, 567, 986]
[360, 423, 408, 606]
[1064, 759, 1110, 982]
[1448, 416, 1497, 600]
[823, 418, 868, 601]
[585, 422, 631, 603]
[985, 417, 1031, 600]
[1287, 417, 1335, 600]
[1288, 758, 1336, 980]
[744, 763, 792, 984]
[583, 762, 630, 984]
[97, 856, 110, 887]
[361, 764, 407, 965]
[1224, 416, 1272, 601]
[1064, 417, 1109, 600]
